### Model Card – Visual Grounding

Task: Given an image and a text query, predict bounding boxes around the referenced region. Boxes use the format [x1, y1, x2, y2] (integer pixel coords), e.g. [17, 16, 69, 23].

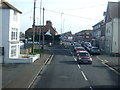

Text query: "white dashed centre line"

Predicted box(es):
[81, 71, 88, 81]
[77, 64, 81, 69]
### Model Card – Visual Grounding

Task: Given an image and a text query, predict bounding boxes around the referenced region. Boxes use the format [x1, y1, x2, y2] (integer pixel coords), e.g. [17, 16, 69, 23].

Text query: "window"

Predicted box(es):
[11, 46, 17, 57]
[13, 11, 17, 21]
[86, 33, 89, 35]
[11, 28, 18, 40]
[86, 36, 89, 38]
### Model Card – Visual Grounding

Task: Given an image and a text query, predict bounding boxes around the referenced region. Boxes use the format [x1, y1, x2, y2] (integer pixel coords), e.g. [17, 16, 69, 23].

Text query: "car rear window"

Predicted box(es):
[79, 53, 90, 57]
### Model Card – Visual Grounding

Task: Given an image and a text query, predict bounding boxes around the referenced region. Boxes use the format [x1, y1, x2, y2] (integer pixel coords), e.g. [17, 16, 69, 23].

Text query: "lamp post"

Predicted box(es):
[61, 12, 64, 34]
[42, 7, 45, 49]
[32, 0, 36, 53]
[39, 0, 42, 51]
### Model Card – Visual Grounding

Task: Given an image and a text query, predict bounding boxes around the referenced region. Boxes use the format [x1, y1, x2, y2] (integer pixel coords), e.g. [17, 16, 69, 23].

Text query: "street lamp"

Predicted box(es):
[32, 0, 36, 53]
[39, 0, 42, 51]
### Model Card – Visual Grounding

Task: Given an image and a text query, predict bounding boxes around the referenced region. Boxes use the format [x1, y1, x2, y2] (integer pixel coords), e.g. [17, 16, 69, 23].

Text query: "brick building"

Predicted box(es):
[74, 30, 93, 43]
[25, 20, 58, 41]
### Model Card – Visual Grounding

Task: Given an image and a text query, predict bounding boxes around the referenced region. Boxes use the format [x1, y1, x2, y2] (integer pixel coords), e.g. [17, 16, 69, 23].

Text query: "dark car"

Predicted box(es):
[89, 47, 100, 54]
[77, 51, 92, 64]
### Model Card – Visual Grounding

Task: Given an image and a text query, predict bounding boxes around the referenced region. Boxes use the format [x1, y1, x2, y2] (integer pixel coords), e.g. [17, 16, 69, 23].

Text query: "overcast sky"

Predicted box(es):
[5, 0, 118, 34]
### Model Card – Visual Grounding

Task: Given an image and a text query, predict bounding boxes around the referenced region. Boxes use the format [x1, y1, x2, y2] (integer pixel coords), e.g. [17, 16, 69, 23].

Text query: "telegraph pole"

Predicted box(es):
[42, 7, 45, 49]
[61, 12, 64, 34]
[32, 0, 36, 53]
[39, 0, 42, 51]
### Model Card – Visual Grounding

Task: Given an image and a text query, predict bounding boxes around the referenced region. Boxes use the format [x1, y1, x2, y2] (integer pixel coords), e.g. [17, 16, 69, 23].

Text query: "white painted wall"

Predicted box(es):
[112, 18, 119, 53]
[106, 18, 120, 54]
[1, 9, 10, 63]
[9, 9, 21, 59]
[0, 8, 21, 63]
[105, 21, 112, 54]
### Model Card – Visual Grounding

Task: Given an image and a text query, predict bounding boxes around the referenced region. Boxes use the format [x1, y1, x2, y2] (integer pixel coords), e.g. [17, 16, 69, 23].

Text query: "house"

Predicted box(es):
[104, 2, 120, 55]
[61, 31, 73, 42]
[0, 1, 22, 63]
[74, 30, 93, 43]
[25, 20, 58, 41]
[92, 20, 104, 48]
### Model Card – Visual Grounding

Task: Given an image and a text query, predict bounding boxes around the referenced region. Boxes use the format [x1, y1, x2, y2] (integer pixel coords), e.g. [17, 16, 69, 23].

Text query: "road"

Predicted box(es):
[31, 45, 120, 89]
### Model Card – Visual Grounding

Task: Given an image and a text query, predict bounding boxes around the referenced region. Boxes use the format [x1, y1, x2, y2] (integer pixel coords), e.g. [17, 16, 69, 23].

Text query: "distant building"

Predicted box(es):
[25, 20, 58, 41]
[74, 30, 93, 43]
[20, 32, 25, 41]
[0, 1, 22, 63]
[104, 2, 120, 55]
[61, 31, 73, 41]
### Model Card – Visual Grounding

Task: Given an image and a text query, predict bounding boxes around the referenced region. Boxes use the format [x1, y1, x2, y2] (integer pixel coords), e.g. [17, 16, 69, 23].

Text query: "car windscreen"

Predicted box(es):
[79, 53, 90, 57]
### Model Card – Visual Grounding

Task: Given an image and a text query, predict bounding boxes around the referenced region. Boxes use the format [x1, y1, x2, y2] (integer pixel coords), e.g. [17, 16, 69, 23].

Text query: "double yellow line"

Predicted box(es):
[96, 56, 120, 75]
[47, 55, 54, 64]
[102, 62, 120, 75]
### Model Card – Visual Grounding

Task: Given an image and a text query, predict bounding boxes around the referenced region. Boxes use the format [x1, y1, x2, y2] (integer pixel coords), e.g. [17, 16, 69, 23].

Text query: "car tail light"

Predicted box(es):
[89, 58, 92, 61]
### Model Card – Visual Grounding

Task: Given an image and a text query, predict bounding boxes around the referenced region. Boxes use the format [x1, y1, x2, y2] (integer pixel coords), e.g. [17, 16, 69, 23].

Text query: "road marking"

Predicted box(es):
[105, 59, 108, 62]
[77, 64, 81, 69]
[47, 55, 54, 64]
[102, 62, 120, 75]
[96, 56, 103, 61]
[71, 51, 81, 69]
[74, 58, 77, 61]
[90, 86, 93, 90]
[81, 71, 88, 81]
[97, 56, 120, 75]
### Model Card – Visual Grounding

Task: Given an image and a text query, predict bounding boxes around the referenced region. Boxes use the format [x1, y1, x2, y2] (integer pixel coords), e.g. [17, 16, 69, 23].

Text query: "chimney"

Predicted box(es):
[46, 20, 52, 26]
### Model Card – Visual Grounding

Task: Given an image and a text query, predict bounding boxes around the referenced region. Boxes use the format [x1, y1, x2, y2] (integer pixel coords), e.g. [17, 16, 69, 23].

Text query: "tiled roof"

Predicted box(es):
[25, 25, 58, 35]
[0, 1, 22, 14]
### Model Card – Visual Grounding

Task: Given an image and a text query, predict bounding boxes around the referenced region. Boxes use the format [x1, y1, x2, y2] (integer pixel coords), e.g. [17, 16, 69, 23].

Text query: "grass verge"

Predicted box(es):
[29, 48, 44, 56]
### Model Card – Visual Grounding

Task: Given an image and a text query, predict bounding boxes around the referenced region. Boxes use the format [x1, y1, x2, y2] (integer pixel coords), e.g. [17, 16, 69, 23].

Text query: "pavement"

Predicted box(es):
[2, 48, 52, 88]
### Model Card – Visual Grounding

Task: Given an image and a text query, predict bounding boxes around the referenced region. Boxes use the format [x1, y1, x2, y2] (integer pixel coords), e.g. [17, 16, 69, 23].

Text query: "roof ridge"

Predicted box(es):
[1, 1, 22, 14]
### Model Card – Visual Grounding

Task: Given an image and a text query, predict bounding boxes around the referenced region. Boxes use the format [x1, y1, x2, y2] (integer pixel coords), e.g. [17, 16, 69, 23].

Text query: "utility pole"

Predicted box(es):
[32, 0, 36, 53]
[39, 0, 42, 51]
[42, 7, 45, 49]
[61, 12, 63, 34]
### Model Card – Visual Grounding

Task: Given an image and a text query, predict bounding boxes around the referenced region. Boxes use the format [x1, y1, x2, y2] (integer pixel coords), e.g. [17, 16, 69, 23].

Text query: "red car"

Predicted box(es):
[77, 51, 92, 64]
[76, 47, 86, 55]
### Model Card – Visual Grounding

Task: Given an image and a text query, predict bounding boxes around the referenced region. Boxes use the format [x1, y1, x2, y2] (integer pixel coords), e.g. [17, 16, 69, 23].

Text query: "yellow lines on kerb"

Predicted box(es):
[47, 55, 54, 64]
[102, 62, 120, 75]
[96, 56, 120, 75]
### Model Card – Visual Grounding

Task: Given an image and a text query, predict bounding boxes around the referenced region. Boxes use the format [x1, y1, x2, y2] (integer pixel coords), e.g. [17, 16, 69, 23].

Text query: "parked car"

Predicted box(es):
[77, 51, 92, 64]
[83, 42, 91, 49]
[86, 45, 92, 51]
[89, 47, 100, 54]
[76, 47, 86, 55]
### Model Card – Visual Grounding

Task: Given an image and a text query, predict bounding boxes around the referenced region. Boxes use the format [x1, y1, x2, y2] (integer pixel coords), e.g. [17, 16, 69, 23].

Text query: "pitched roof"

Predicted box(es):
[25, 25, 58, 35]
[0, 1, 22, 14]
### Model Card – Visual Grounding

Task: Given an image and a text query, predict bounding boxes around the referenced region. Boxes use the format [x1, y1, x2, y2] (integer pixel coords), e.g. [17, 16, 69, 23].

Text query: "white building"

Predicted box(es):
[0, 1, 22, 63]
[104, 2, 120, 55]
